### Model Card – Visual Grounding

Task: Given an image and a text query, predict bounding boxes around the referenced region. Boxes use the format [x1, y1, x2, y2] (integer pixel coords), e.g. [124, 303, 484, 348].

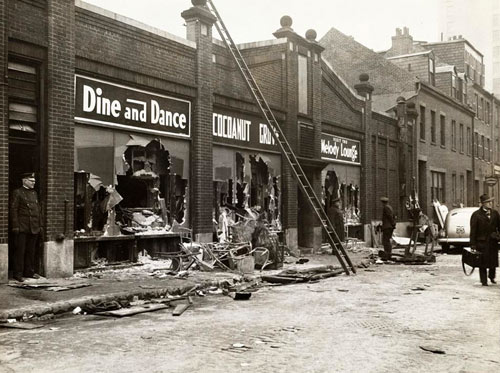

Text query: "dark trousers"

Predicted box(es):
[382, 229, 394, 258]
[13, 232, 38, 278]
[479, 267, 496, 285]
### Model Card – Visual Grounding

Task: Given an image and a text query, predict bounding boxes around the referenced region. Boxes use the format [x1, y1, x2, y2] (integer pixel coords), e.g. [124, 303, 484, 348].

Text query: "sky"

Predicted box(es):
[83, 0, 441, 52]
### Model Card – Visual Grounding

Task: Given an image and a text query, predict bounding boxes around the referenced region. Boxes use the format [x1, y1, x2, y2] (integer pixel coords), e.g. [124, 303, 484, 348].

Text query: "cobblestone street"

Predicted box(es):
[1, 253, 499, 373]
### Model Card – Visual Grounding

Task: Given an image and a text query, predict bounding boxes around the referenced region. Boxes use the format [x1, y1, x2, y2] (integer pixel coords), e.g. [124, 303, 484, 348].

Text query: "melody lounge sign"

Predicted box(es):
[321, 133, 360, 165]
[75, 75, 191, 137]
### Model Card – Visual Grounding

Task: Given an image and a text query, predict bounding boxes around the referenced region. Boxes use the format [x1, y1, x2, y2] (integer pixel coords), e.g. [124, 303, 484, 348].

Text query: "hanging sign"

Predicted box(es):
[321, 133, 361, 165]
[75, 75, 191, 138]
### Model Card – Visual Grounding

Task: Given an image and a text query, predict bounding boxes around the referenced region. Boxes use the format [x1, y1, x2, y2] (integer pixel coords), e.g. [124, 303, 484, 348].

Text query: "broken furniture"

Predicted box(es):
[74, 235, 137, 269]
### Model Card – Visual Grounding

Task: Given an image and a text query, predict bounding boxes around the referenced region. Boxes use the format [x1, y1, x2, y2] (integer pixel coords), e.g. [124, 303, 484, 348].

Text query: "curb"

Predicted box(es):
[0, 278, 232, 321]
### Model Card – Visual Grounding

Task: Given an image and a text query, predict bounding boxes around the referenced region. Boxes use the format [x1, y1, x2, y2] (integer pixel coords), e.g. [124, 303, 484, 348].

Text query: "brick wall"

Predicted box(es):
[0, 0, 7, 244]
[213, 43, 285, 109]
[8, 0, 47, 47]
[415, 88, 474, 215]
[389, 55, 430, 85]
[45, 0, 75, 240]
[75, 8, 196, 89]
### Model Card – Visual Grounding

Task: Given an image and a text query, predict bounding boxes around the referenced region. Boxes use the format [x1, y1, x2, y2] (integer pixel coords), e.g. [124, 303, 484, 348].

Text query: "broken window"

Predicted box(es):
[213, 148, 281, 241]
[74, 126, 189, 237]
[322, 166, 360, 225]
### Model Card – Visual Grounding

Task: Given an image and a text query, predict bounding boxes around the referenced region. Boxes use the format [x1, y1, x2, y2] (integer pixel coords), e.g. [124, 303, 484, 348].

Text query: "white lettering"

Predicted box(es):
[212, 113, 251, 142]
[83, 85, 96, 112]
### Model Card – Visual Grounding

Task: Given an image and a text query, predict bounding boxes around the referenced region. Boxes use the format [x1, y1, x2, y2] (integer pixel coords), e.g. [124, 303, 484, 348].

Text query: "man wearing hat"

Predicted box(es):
[380, 196, 396, 260]
[327, 197, 345, 255]
[470, 194, 500, 286]
[10, 172, 42, 282]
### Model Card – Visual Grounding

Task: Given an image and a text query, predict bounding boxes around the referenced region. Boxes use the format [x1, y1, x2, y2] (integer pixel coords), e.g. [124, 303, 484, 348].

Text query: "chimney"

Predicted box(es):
[391, 27, 413, 55]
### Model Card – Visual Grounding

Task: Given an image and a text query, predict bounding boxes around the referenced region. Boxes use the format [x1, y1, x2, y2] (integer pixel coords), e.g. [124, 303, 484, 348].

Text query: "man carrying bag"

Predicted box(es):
[469, 194, 500, 286]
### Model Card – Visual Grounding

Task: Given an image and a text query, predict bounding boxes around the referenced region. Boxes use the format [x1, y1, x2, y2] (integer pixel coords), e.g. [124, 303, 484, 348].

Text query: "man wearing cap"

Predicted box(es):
[470, 194, 500, 286]
[380, 197, 396, 260]
[327, 197, 345, 255]
[10, 172, 42, 282]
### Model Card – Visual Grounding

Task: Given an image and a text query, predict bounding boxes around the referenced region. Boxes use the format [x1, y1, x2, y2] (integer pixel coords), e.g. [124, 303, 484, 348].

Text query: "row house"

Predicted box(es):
[321, 27, 475, 221]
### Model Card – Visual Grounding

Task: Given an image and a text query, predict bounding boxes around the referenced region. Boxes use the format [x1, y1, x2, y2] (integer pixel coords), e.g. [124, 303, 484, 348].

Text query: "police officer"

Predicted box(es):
[11, 172, 42, 282]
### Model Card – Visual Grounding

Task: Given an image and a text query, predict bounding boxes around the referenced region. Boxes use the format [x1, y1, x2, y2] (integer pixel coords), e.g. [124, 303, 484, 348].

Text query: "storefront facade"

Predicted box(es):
[0, 0, 405, 282]
[212, 109, 282, 235]
[321, 132, 362, 237]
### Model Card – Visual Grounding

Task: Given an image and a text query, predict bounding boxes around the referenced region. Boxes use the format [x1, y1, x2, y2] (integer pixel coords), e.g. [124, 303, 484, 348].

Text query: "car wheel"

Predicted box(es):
[440, 243, 450, 253]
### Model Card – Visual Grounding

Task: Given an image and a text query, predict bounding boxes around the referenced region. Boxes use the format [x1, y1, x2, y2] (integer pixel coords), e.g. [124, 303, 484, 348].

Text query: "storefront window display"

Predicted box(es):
[74, 125, 190, 237]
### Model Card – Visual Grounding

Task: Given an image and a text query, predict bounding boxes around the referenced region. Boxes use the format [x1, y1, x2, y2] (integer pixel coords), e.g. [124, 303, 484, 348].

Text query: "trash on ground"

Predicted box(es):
[96, 304, 169, 317]
[72, 306, 82, 315]
[172, 303, 191, 316]
[419, 345, 446, 354]
[0, 322, 44, 330]
[232, 292, 252, 300]
[261, 265, 343, 285]
[8, 280, 91, 292]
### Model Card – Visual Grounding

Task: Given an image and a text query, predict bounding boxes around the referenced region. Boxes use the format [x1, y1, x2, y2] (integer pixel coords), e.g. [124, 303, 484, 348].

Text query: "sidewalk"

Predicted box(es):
[0, 246, 374, 321]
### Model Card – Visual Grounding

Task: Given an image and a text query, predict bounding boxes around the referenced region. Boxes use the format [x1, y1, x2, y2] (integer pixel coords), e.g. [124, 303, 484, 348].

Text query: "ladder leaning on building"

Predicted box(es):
[205, 0, 356, 274]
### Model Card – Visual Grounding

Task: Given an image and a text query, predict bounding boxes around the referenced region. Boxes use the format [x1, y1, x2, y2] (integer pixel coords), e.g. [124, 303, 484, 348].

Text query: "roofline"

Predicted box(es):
[386, 50, 432, 60]
[419, 81, 475, 115]
[423, 39, 483, 58]
[75, 0, 196, 49]
[320, 57, 367, 102]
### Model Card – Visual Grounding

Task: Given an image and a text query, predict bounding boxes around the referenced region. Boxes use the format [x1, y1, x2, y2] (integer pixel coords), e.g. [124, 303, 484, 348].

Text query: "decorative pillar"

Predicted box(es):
[181, 0, 216, 242]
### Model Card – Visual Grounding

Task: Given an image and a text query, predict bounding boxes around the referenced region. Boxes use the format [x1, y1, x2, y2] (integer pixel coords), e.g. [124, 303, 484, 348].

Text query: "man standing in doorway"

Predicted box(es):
[11, 172, 42, 282]
[470, 194, 500, 286]
[380, 196, 396, 260]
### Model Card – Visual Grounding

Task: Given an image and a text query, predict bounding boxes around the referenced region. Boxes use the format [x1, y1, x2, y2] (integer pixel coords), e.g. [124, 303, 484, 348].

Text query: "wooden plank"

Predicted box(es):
[172, 303, 191, 316]
[0, 323, 44, 330]
[95, 304, 168, 317]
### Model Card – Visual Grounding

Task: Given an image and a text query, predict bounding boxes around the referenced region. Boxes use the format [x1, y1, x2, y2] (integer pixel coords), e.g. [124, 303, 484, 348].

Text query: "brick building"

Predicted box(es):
[0, 0, 403, 282]
[321, 27, 475, 221]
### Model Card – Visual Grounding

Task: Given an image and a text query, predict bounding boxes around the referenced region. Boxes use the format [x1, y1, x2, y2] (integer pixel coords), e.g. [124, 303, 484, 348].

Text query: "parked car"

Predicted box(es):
[438, 207, 479, 251]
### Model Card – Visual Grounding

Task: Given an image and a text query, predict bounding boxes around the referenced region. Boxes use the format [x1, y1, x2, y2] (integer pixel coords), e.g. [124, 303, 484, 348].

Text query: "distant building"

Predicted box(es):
[380, 27, 500, 211]
[438, 0, 499, 96]
[321, 27, 475, 222]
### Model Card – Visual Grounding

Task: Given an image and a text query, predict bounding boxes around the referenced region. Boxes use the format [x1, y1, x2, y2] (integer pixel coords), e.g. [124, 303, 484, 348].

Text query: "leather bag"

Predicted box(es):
[462, 247, 481, 276]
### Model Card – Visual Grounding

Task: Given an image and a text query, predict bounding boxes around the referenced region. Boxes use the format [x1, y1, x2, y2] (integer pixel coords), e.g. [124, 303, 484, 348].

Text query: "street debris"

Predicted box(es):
[8, 279, 91, 292]
[419, 345, 446, 354]
[96, 304, 169, 317]
[0, 321, 44, 330]
[222, 343, 253, 353]
[232, 292, 252, 300]
[172, 303, 191, 316]
[261, 265, 344, 285]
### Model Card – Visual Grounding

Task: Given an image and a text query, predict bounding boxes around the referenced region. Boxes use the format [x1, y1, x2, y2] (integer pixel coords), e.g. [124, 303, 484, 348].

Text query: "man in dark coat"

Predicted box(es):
[327, 198, 345, 255]
[380, 197, 396, 260]
[10, 172, 42, 282]
[470, 194, 500, 286]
